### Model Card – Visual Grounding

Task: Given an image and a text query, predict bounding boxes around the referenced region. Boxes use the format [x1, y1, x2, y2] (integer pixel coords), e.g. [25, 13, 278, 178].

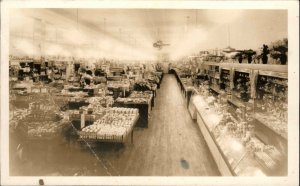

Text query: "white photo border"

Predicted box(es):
[1, 0, 299, 185]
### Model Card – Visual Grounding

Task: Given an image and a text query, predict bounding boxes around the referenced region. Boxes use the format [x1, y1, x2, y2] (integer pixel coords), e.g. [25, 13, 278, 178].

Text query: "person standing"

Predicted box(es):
[247, 54, 252, 64]
[238, 54, 243, 64]
[262, 44, 269, 64]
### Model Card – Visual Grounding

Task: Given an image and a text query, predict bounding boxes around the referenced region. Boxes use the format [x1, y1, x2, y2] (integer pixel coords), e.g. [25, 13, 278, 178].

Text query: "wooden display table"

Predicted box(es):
[77, 115, 139, 144]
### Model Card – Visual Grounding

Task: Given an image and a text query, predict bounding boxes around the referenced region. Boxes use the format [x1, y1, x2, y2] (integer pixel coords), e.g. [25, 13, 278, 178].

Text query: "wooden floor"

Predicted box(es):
[97, 74, 220, 176]
[10, 74, 220, 176]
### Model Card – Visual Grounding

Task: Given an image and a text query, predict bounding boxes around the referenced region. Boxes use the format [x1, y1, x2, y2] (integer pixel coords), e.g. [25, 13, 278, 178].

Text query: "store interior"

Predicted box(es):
[9, 9, 288, 176]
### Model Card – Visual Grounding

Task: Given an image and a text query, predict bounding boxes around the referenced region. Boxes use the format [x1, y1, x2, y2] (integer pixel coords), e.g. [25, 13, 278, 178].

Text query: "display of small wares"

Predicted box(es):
[206, 96, 216, 105]
[254, 151, 277, 170]
[80, 107, 138, 139]
[116, 97, 148, 104]
[29, 102, 54, 112]
[255, 113, 287, 138]
[64, 91, 88, 97]
[88, 96, 114, 107]
[130, 91, 152, 99]
[107, 81, 130, 88]
[27, 121, 64, 138]
[68, 97, 88, 103]
[10, 108, 29, 121]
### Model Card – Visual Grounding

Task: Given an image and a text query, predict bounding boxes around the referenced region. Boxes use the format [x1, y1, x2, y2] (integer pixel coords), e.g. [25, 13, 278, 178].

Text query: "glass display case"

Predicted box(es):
[252, 72, 288, 173]
[254, 74, 288, 138]
[193, 95, 285, 176]
[189, 63, 288, 176]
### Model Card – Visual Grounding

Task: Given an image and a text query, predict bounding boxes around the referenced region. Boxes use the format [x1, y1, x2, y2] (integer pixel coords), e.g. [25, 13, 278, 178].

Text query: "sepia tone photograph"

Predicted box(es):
[1, 0, 299, 185]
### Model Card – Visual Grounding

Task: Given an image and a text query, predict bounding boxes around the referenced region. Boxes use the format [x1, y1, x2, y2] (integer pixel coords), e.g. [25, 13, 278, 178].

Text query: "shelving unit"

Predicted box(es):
[253, 71, 288, 156]
[205, 62, 221, 94]
[220, 68, 231, 92]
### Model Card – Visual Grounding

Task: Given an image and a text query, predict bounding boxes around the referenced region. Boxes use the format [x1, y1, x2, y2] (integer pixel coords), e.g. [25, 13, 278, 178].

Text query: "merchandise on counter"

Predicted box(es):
[255, 75, 287, 138]
[79, 107, 139, 141]
[88, 96, 114, 107]
[129, 91, 153, 99]
[107, 80, 130, 89]
[193, 94, 283, 176]
[115, 97, 149, 104]
[254, 113, 287, 139]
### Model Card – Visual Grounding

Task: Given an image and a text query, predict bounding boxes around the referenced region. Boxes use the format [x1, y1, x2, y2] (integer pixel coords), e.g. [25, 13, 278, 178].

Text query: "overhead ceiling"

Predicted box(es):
[9, 8, 287, 60]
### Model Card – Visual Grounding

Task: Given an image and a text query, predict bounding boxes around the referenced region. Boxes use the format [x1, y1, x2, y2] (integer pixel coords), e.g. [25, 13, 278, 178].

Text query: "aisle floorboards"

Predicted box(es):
[100, 74, 220, 176]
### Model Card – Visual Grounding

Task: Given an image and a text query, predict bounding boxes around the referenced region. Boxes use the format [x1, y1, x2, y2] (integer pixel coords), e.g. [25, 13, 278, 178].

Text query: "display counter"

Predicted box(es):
[191, 95, 285, 176]
[172, 69, 194, 107]
[77, 108, 139, 144]
[113, 96, 152, 128]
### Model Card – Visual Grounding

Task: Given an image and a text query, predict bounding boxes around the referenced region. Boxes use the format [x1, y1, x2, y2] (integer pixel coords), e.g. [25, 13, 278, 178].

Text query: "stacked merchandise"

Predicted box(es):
[107, 80, 130, 89]
[129, 91, 153, 100]
[88, 96, 114, 108]
[115, 91, 153, 105]
[115, 97, 149, 104]
[61, 90, 88, 97]
[78, 107, 139, 142]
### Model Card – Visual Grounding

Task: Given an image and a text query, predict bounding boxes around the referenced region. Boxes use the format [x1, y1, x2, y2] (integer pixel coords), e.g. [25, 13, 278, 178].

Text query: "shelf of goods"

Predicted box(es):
[221, 64, 287, 156]
[253, 72, 288, 154]
[191, 95, 285, 176]
[77, 107, 139, 144]
[205, 62, 221, 94]
[113, 91, 153, 128]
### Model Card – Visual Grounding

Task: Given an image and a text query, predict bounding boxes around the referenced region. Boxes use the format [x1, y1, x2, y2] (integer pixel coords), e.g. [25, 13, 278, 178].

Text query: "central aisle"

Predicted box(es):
[101, 74, 220, 176]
